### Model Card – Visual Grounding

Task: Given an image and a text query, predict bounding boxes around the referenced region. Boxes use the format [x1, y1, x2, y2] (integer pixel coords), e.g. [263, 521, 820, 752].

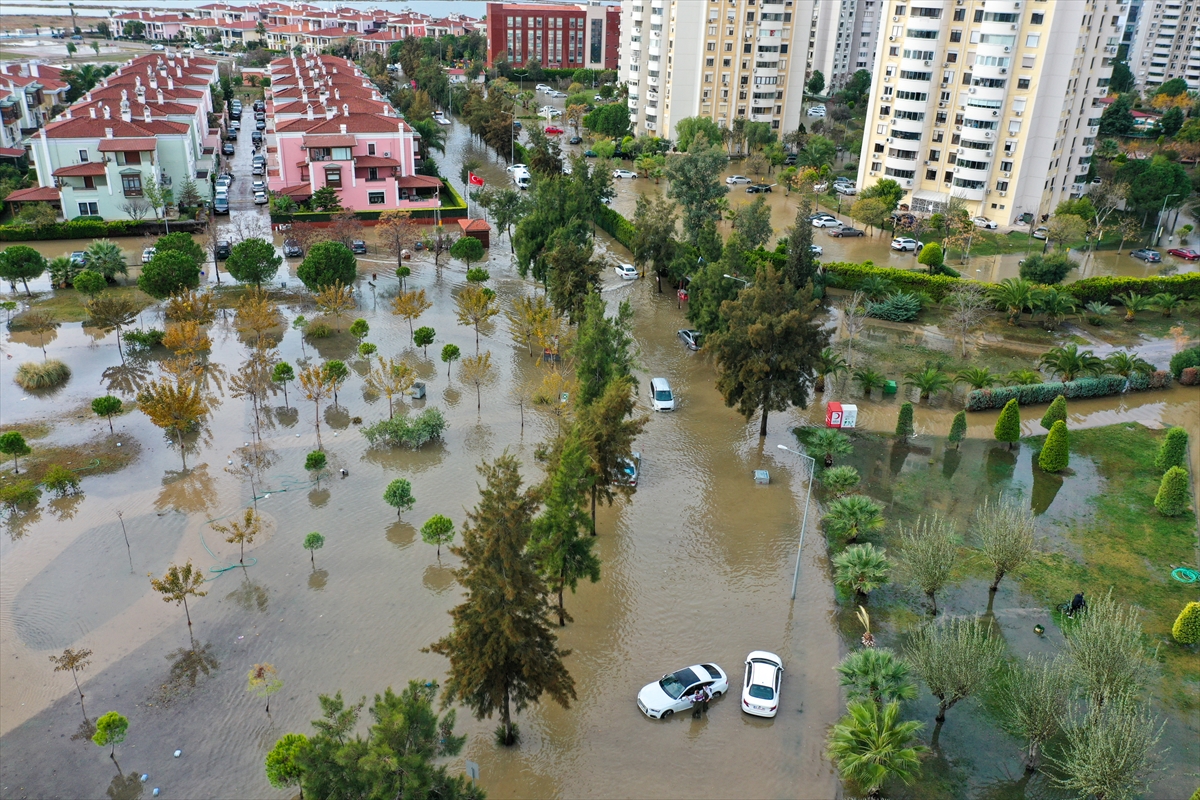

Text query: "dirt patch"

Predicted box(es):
[0, 420, 53, 441]
[0, 433, 140, 486]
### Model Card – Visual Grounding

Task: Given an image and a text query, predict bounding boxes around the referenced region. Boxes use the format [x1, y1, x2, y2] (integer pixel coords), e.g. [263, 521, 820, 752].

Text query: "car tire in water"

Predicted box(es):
[661, 710, 673, 719]
[711, 690, 723, 698]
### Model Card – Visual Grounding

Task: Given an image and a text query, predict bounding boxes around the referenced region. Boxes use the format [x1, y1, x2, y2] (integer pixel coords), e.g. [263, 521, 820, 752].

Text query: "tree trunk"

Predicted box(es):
[558, 580, 565, 627]
[115, 327, 126, 363]
[107, 415, 114, 434]
[1025, 740, 1040, 772]
[990, 569, 1005, 592]
[476, 383, 481, 410]
[758, 405, 769, 438]
[590, 486, 597, 533]
[183, 595, 192, 627]
[927, 589, 938, 616]
[314, 402, 323, 449]
[310, 549, 315, 568]
[501, 688, 513, 745]
[22, 277, 31, 297]
[282, 383, 289, 409]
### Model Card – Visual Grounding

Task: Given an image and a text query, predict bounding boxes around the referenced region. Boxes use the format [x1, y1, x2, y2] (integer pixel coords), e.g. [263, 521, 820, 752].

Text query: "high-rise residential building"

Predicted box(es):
[807, 0, 885, 91]
[485, 3, 621, 71]
[1128, 0, 1199, 91]
[855, 0, 1129, 225]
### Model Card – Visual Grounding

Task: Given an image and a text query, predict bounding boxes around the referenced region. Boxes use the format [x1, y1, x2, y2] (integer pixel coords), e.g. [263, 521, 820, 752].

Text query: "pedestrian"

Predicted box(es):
[700, 686, 711, 716]
[690, 689, 704, 719]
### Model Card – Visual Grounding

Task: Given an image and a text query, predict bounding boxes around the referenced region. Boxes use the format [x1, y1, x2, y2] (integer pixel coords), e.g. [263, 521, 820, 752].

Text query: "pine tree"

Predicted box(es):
[576, 376, 647, 528]
[1154, 426, 1188, 473]
[426, 454, 576, 746]
[895, 402, 914, 442]
[1172, 601, 1200, 645]
[1038, 420, 1069, 473]
[1040, 395, 1067, 430]
[530, 433, 600, 626]
[948, 410, 967, 450]
[994, 399, 1021, 449]
[1154, 466, 1190, 516]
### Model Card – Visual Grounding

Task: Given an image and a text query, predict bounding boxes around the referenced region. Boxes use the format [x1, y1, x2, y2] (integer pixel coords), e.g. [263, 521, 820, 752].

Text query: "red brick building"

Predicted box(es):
[485, 3, 619, 71]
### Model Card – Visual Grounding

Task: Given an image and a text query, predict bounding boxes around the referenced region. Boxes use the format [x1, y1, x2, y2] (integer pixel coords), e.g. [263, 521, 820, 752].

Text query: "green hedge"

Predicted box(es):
[272, 186, 467, 225]
[595, 205, 635, 250]
[1064, 273, 1200, 303]
[966, 372, 1172, 411]
[0, 218, 203, 241]
[825, 261, 967, 301]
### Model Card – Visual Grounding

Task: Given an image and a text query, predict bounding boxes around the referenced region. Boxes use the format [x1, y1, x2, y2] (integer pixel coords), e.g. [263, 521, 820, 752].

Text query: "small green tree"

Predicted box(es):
[1040, 395, 1067, 430]
[1172, 601, 1200, 645]
[450, 236, 485, 268]
[323, 360, 349, 407]
[0, 245, 47, 296]
[948, 411, 967, 450]
[0, 431, 32, 473]
[999, 654, 1073, 771]
[907, 617, 1004, 725]
[898, 514, 958, 615]
[1154, 427, 1188, 472]
[414, 326, 435, 357]
[895, 402, 914, 442]
[225, 237, 282, 287]
[917, 242, 944, 273]
[1038, 420, 1069, 473]
[465, 267, 490, 283]
[824, 495, 885, 543]
[973, 497, 1037, 593]
[272, 362, 294, 408]
[49, 647, 93, 713]
[304, 450, 327, 486]
[91, 395, 122, 434]
[42, 465, 81, 497]
[1154, 466, 1190, 516]
[264, 732, 309, 795]
[298, 241, 357, 290]
[441, 343, 461, 379]
[835, 647, 917, 706]
[421, 514, 455, 557]
[826, 700, 926, 797]
[302, 531, 325, 567]
[832, 543, 891, 600]
[384, 478, 415, 517]
[73, 269, 107, 298]
[92, 711, 129, 763]
[819, 465, 861, 497]
[348, 318, 370, 345]
[138, 251, 201, 299]
[994, 399, 1021, 449]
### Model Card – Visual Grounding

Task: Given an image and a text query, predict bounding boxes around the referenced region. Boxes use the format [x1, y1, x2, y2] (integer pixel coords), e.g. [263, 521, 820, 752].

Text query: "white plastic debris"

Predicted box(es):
[140, 775, 148, 782]
[173, 749, 181, 757]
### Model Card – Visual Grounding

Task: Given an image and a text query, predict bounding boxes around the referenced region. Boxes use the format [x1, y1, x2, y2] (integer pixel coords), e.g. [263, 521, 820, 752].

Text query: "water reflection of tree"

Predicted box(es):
[308, 487, 330, 508]
[158, 640, 219, 702]
[308, 568, 328, 590]
[272, 405, 299, 428]
[49, 493, 84, 521]
[386, 520, 416, 548]
[70, 715, 97, 743]
[106, 771, 144, 800]
[308, 331, 356, 361]
[157, 464, 218, 514]
[103, 358, 154, 396]
[360, 440, 449, 475]
[4, 504, 42, 540]
[324, 403, 351, 430]
[225, 572, 269, 613]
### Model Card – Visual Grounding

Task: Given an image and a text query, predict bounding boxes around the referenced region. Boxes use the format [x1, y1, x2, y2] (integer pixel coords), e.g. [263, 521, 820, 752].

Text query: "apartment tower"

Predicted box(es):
[1129, 0, 1199, 91]
[855, 0, 1129, 225]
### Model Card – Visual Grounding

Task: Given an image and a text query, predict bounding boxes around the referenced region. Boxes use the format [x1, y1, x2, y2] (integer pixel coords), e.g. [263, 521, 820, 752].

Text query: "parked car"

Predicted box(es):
[615, 263, 638, 279]
[613, 169, 638, 178]
[256, 119, 266, 130]
[252, 163, 265, 176]
[537, 105, 562, 117]
[1166, 248, 1200, 260]
[584, 149, 597, 157]
[141, 247, 156, 264]
[811, 216, 842, 228]
[1031, 226, 1049, 239]
[972, 216, 998, 229]
[809, 244, 824, 256]
[746, 183, 773, 193]
[535, 83, 552, 93]
[213, 195, 229, 214]
[569, 135, 582, 145]
[251, 131, 263, 145]
[252, 178, 266, 192]
[283, 238, 303, 257]
[649, 377, 675, 411]
[511, 120, 522, 129]
[615, 452, 640, 487]
[891, 237, 921, 252]
[505, 163, 528, 174]
[784, 154, 797, 165]
[834, 183, 858, 196]
[829, 226, 865, 237]
[741, 651, 783, 718]
[637, 663, 729, 719]
[544, 126, 564, 135]
[807, 105, 826, 117]
[678, 329, 703, 350]
[253, 191, 269, 205]
[350, 240, 368, 254]
[225, 129, 238, 141]
[151, 44, 166, 51]
[215, 240, 232, 259]
[69, 251, 87, 266]
[726, 175, 752, 185]
[1130, 248, 1162, 263]
[221, 142, 235, 156]
[550, 90, 568, 99]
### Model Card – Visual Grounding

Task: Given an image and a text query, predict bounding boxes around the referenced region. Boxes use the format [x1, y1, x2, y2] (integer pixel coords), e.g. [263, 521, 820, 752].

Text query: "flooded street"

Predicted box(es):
[1, 116, 1197, 799]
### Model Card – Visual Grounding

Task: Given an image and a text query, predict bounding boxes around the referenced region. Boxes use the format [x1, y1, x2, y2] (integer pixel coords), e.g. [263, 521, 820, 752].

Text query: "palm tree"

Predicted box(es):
[903, 367, 952, 401]
[1149, 292, 1183, 317]
[806, 428, 854, 467]
[1005, 368, 1043, 386]
[833, 543, 891, 600]
[836, 648, 919, 706]
[827, 700, 927, 798]
[816, 347, 849, 392]
[411, 118, 447, 159]
[989, 278, 1034, 325]
[1038, 343, 1104, 382]
[824, 495, 885, 543]
[1103, 350, 1154, 378]
[853, 368, 887, 395]
[954, 367, 999, 390]
[858, 275, 897, 300]
[1114, 291, 1150, 323]
[1032, 287, 1078, 330]
[1082, 301, 1113, 325]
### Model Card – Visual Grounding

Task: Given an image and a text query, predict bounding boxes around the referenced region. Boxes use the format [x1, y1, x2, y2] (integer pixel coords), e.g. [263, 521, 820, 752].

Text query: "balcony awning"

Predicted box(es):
[302, 133, 356, 148]
[395, 175, 442, 189]
[98, 138, 157, 151]
[53, 162, 108, 177]
[4, 186, 59, 202]
[354, 154, 401, 168]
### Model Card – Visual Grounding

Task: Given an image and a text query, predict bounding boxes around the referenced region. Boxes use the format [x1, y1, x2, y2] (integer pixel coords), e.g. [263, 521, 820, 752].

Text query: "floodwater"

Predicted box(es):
[2, 116, 1197, 799]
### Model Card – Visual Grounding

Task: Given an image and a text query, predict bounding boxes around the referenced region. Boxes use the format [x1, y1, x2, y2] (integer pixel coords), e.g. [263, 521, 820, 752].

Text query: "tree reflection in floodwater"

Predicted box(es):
[156, 463, 218, 514]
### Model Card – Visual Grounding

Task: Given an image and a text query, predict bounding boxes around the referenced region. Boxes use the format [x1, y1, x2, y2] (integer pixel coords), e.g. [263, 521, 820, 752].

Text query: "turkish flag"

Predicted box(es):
[468, 172, 485, 187]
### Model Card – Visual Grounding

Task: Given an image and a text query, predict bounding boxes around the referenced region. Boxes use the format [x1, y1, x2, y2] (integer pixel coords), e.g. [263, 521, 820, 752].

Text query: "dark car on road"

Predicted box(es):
[350, 240, 368, 254]
[256, 119, 267, 131]
[225, 129, 238, 141]
[746, 184, 773, 193]
[828, 226, 865, 237]
[784, 153, 797, 165]
[569, 135, 582, 144]
[677, 329, 703, 350]
[283, 238, 304, 257]
[1130, 248, 1161, 262]
[215, 240, 232, 259]
[221, 142, 235, 156]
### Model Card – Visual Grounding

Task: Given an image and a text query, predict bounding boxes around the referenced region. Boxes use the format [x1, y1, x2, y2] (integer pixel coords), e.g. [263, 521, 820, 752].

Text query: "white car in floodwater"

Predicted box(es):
[741, 651, 783, 718]
[638, 663, 729, 719]
[615, 263, 638, 279]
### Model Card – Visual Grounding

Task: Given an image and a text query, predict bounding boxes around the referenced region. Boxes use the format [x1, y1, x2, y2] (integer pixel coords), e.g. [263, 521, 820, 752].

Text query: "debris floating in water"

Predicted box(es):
[174, 750, 182, 757]
[140, 774, 148, 782]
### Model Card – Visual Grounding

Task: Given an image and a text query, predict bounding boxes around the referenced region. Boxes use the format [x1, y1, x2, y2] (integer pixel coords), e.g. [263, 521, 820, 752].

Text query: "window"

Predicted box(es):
[982, 12, 1019, 22]
[1031, 12, 1044, 24]
[79, 201, 98, 215]
[1000, 160, 1013, 171]
[706, 57, 715, 66]
[944, 171, 954, 183]
[743, 43, 752, 53]
[996, 180, 1009, 191]
[707, 41, 715, 51]
[325, 167, 342, 188]
[907, 28, 938, 39]
[926, 168, 938, 180]
[368, 191, 385, 205]
[367, 167, 379, 181]
[1008, 120, 1022, 134]
[884, 167, 916, 178]
[82, 176, 95, 189]
[590, 18, 602, 63]
[902, 49, 935, 59]
[723, 58, 731, 66]
[121, 174, 143, 197]
[1021, 55, 1036, 68]
[1025, 33, 1040, 47]
[897, 90, 928, 101]
[950, 29, 962, 42]
[78, 149, 89, 162]
[893, 129, 921, 140]
[367, 143, 376, 155]
[899, 70, 932, 80]
[889, 46, 900, 56]
[953, 178, 986, 189]
[953, 8, 965, 21]
[120, 151, 141, 166]
[958, 158, 988, 170]
[746, 12, 754, 21]
[1017, 78, 1031, 89]
[929, 149, 941, 161]
[946, 51, 958, 63]
[874, 142, 885, 153]
[724, 42, 732, 51]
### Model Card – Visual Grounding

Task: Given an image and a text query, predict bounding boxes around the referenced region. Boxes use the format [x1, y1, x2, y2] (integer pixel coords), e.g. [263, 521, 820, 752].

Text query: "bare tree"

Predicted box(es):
[943, 284, 989, 359]
[972, 497, 1037, 593]
[1062, 590, 1155, 708]
[998, 654, 1072, 771]
[897, 514, 958, 616]
[121, 200, 151, 221]
[842, 291, 867, 367]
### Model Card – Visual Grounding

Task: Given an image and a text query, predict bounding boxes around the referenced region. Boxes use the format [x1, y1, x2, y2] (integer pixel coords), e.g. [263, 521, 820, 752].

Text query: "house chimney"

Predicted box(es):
[105, 126, 114, 138]
[176, 66, 182, 78]
[340, 122, 347, 134]
[102, 104, 111, 119]
[325, 106, 335, 120]
[306, 103, 314, 120]
[65, 108, 72, 118]
[302, 89, 309, 103]
[183, 57, 189, 68]
[167, 75, 174, 90]
[149, 74, 158, 90]
[334, 87, 340, 100]
[157, 89, 164, 105]
[120, 98, 132, 123]
[342, 102, 349, 116]
[89, 106, 97, 118]
[143, 106, 153, 123]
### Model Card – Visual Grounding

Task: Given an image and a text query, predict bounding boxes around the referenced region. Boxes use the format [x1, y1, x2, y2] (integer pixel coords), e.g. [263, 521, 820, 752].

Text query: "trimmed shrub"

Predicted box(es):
[304, 322, 333, 339]
[865, 291, 922, 322]
[14, 360, 71, 390]
[994, 399, 1021, 446]
[1169, 346, 1200, 380]
[1063, 273, 1200, 304]
[1172, 601, 1200, 646]
[1038, 420, 1069, 473]
[1019, 252, 1076, 285]
[0, 479, 40, 511]
[595, 205, 636, 250]
[1155, 427, 1189, 473]
[1154, 466, 1190, 516]
[966, 373, 1171, 411]
[298, 241, 357, 290]
[948, 410, 967, 448]
[824, 261, 965, 301]
[1040, 395, 1067, 430]
[122, 329, 165, 351]
[1182, 367, 1199, 386]
[895, 402, 914, 440]
[361, 408, 447, 449]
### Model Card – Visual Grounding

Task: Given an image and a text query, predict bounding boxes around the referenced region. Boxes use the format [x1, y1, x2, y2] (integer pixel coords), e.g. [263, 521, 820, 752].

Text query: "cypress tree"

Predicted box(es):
[783, 199, 821, 289]
[1172, 601, 1200, 645]
[426, 454, 576, 746]
[948, 410, 967, 450]
[1154, 466, 1190, 517]
[1038, 420, 1069, 473]
[994, 399, 1022, 450]
[895, 402, 915, 442]
[1154, 426, 1188, 473]
[1040, 395, 1067, 431]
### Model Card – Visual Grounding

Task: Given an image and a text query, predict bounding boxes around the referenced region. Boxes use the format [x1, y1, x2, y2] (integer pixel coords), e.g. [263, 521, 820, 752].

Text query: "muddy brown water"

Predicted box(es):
[2, 117, 1197, 799]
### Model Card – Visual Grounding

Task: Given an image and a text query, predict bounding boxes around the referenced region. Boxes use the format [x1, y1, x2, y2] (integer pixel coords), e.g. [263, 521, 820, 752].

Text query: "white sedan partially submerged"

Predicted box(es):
[615, 263, 638, 279]
[638, 663, 728, 719]
[741, 651, 783, 717]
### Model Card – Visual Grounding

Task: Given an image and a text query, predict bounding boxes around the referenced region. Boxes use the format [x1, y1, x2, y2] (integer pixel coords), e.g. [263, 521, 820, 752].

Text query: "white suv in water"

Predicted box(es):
[649, 378, 675, 411]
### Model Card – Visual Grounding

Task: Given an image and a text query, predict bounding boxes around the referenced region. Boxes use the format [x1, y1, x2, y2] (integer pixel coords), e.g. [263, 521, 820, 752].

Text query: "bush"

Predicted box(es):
[1172, 601, 1200, 645]
[948, 410, 967, 447]
[1154, 466, 1190, 516]
[14, 360, 71, 390]
[1169, 346, 1200, 379]
[1063, 273, 1200, 304]
[304, 451, 326, 471]
[1038, 420, 1069, 473]
[1040, 395, 1067, 430]
[1182, 367, 1199, 386]
[966, 373, 1171, 411]
[595, 205, 636, 250]
[0, 218, 145, 241]
[138, 250, 200, 298]
[824, 261, 965, 301]
[42, 464, 81, 497]
[994, 399, 1021, 445]
[1155, 427, 1189, 473]
[895, 402, 914, 440]
[361, 408, 447, 449]
[122, 329, 165, 351]
[298, 240, 357, 290]
[1019, 252, 1077, 285]
[304, 322, 333, 339]
[0, 479, 40, 512]
[865, 291, 922, 322]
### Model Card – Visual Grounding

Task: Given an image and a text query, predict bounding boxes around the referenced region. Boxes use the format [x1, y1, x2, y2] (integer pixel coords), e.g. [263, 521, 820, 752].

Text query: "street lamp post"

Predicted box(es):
[723, 273, 750, 286]
[777, 444, 816, 601]
[1155, 193, 1179, 246]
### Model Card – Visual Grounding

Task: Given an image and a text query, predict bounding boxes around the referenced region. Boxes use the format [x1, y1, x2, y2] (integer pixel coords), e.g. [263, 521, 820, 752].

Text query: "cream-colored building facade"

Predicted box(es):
[855, 0, 1128, 225]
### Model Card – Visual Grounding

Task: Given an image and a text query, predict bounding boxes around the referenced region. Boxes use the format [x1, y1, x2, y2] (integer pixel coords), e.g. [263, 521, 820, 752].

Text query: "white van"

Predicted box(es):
[514, 173, 531, 190]
[649, 378, 675, 411]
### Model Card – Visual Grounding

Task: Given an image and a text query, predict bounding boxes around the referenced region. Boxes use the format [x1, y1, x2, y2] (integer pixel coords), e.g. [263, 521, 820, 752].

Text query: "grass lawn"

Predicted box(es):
[15, 284, 155, 325]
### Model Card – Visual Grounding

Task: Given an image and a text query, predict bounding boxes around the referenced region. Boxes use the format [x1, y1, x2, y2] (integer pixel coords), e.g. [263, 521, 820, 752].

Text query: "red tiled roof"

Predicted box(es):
[5, 186, 59, 202]
[53, 162, 108, 176]
[0, 146, 26, 157]
[457, 218, 491, 233]
[354, 155, 401, 167]
[44, 116, 187, 139]
[98, 138, 158, 151]
[277, 183, 313, 197]
[303, 133, 358, 147]
[396, 175, 442, 189]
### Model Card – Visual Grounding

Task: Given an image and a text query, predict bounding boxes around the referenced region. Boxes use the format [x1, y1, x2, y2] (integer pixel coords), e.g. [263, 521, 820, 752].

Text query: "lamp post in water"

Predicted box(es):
[777, 444, 816, 601]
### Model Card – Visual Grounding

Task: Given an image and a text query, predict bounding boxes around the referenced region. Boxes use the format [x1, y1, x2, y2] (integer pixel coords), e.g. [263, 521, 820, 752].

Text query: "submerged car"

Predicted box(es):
[615, 263, 638, 279]
[677, 329, 702, 350]
[726, 175, 751, 185]
[215, 240, 232, 259]
[141, 247, 156, 264]
[253, 191, 269, 205]
[637, 663, 729, 719]
[811, 216, 842, 228]
[828, 226, 865, 237]
[613, 169, 637, 179]
[283, 238, 303, 257]
[615, 452, 640, 487]
[891, 237, 921, 252]
[972, 216, 998, 229]
[809, 244, 824, 256]
[1130, 248, 1161, 262]
[746, 184, 773, 193]
[741, 651, 783, 718]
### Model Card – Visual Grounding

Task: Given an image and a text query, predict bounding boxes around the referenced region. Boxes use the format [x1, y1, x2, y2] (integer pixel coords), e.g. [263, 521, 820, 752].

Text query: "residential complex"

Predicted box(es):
[807, 0, 884, 92]
[266, 55, 439, 211]
[855, 0, 1128, 225]
[1128, 0, 1199, 91]
[0, 64, 69, 150]
[485, 3, 621, 71]
[20, 52, 220, 221]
